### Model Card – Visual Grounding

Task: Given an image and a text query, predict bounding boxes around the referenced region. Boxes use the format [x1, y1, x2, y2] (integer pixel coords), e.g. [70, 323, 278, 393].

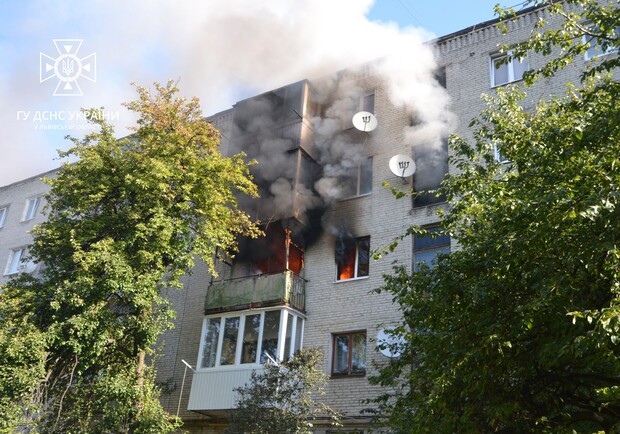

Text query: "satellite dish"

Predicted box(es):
[352, 111, 378, 132]
[19, 261, 37, 274]
[389, 154, 416, 178]
[377, 328, 405, 358]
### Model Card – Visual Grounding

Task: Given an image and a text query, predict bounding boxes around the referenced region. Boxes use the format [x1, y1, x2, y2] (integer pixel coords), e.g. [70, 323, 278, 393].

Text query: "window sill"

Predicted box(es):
[330, 372, 366, 379]
[195, 363, 265, 373]
[490, 77, 525, 88]
[337, 192, 372, 202]
[335, 275, 369, 284]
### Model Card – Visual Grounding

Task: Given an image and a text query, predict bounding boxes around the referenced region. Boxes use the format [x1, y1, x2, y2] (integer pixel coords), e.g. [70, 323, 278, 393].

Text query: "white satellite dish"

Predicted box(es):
[19, 261, 37, 274]
[377, 328, 405, 358]
[389, 154, 416, 178]
[352, 111, 377, 132]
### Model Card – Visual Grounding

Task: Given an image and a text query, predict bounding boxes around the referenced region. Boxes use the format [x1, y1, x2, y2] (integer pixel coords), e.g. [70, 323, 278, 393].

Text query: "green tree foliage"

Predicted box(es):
[497, 0, 620, 82]
[370, 77, 620, 432]
[227, 348, 341, 434]
[0, 81, 261, 433]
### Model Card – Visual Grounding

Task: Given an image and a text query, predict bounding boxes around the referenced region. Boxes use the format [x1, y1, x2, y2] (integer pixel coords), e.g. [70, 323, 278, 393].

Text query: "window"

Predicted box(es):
[22, 197, 41, 221]
[5, 248, 25, 275]
[332, 331, 366, 376]
[413, 226, 450, 271]
[584, 27, 620, 60]
[359, 92, 375, 114]
[198, 309, 304, 369]
[493, 142, 509, 163]
[490, 52, 528, 86]
[336, 236, 370, 281]
[341, 157, 372, 198]
[0, 206, 8, 228]
[413, 141, 448, 208]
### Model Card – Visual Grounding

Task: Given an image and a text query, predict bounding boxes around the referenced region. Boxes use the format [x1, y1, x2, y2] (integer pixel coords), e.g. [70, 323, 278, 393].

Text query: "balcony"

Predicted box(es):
[205, 270, 306, 314]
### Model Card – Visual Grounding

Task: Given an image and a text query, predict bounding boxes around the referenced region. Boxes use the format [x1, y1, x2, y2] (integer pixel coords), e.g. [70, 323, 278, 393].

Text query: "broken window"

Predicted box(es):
[336, 236, 370, 281]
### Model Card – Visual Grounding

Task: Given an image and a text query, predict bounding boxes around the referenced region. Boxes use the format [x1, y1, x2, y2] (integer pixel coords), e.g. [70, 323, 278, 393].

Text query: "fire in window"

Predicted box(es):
[335, 236, 370, 281]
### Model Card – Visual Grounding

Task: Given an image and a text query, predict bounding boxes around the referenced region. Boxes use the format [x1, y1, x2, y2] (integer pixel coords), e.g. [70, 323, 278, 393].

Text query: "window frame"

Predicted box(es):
[22, 196, 41, 222]
[331, 330, 367, 377]
[493, 142, 510, 164]
[413, 226, 451, 272]
[340, 157, 373, 199]
[583, 26, 620, 60]
[0, 206, 8, 228]
[196, 308, 305, 371]
[335, 236, 370, 282]
[490, 51, 529, 87]
[5, 248, 26, 275]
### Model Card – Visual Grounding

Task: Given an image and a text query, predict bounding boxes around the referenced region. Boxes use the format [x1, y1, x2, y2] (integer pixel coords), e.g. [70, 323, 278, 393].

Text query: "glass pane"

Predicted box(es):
[351, 333, 367, 373]
[219, 317, 240, 366]
[8, 249, 24, 274]
[493, 58, 509, 86]
[283, 313, 294, 361]
[512, 57, 528, 81]
[414, 227, 450, 250]
[241, 314, 261, 364]
[359, 158, 373, 195]
[294, 318, 303, 353]
[357, 237, 370, 278]
[200, 317, 221, 368]
[0, 208, 7, 227]
[261, 310, 281, 363]
[414, 246, 451, 270]
[333, 335, 350, 374]
[362, 93, 375, 113]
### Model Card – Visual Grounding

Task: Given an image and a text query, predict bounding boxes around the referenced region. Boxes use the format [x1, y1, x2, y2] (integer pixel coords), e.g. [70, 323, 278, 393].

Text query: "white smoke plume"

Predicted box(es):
[1, 0, 453, 187]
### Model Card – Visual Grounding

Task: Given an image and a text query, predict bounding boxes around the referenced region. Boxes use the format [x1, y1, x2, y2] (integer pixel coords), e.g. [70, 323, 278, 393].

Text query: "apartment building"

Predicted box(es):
[0, 2, 605, 433]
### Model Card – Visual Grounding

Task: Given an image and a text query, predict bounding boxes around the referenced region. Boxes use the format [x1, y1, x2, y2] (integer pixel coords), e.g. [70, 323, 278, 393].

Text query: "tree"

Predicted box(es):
[0, 81, 261, 433]
[497, 0, 620, 82]
[227, 348, 341, 434]
[368, 2, 620, 432]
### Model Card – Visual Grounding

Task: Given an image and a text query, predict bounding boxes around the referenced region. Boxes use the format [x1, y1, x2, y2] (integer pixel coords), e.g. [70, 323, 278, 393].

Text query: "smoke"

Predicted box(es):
[1, 0, 454, 194]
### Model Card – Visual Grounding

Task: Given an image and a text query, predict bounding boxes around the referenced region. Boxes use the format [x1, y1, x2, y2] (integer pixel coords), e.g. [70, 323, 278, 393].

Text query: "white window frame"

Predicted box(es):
[490, 51, 529, 87]
[196, 308, 305, 371]
[0, 206, 8, 228]
[345, 157, 372, 199]
[5, 248, 26, 275]
[22, 196, 41, 221]
[335, 236, 370, 281]
[493, 143, 510, 164]
[584, 27, 620, 60]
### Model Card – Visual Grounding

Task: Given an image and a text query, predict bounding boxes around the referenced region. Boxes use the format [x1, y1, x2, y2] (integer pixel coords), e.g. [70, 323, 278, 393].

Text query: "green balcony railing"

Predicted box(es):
[205, 270, 305, 314]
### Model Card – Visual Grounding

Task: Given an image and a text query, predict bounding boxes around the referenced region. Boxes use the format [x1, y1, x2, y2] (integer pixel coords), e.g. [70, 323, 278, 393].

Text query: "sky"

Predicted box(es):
[0, 0, 511, 187]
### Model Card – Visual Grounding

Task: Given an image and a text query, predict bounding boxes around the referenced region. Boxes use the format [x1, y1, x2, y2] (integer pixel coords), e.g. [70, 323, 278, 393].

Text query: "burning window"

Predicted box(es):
[336, 236, 370, 281]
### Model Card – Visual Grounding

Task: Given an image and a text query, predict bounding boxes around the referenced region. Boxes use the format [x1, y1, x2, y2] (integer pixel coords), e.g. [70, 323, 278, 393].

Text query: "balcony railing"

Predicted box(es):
[205, 270, 305, 314]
